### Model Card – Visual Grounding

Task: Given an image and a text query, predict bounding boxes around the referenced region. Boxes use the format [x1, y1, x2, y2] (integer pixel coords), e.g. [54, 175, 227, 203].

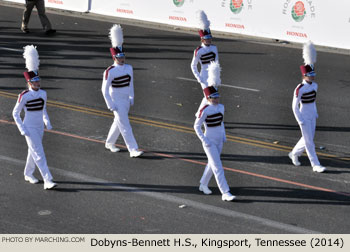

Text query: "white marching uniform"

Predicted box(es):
[291, 80, 321, 167]
[102, 63, 139, 152]
[194, 103, 230, 194]
[191, 44, 219, 116]
[12, 88, 53, 182]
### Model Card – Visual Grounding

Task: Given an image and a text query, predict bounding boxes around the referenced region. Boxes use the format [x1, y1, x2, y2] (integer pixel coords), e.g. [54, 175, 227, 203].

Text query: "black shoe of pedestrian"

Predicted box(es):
[45, 29, 56, 36]
[21, 28, 29, 33]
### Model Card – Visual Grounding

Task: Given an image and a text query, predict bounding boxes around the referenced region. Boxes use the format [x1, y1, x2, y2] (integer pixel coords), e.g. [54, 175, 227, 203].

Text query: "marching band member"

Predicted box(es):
[12, 45, 57, 190]
[289, 41, 326, 173]
[190, 10, 219, 116]
[102, 24, 143, 158]
[194, 62, 235, 201]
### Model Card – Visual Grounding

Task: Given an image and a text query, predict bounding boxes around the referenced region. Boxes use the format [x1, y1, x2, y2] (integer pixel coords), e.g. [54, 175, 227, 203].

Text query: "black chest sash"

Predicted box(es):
[205, 112, 223, 127]
[200, 52, 216, 65]
[112, 74, 131, 88]
[25, 98, 44, 111]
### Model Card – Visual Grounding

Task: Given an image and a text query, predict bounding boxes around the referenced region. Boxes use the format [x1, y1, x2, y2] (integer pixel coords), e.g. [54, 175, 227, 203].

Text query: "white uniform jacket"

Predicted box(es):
[101, 63, 134, 110]
[191, 44, 219, 89]
[194, 103, 226, 145]
[13, 88, 51, 134]
[292, 80, 318, 125]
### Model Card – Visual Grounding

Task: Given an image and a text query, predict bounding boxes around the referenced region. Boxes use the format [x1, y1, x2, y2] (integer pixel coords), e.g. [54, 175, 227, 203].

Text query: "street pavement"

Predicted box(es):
[0, 2, 349, 234]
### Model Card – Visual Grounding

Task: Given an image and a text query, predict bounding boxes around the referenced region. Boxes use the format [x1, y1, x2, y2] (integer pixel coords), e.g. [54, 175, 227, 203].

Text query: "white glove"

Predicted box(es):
[109, 105, 118, 112]
[21, 128, 30, 137]
[203, 138, 211, 147]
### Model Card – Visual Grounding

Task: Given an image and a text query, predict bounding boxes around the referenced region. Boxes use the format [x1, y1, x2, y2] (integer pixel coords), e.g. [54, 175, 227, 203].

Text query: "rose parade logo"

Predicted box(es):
[230, 0, 244, 14]
[291, 1, 306, 22]
[173, 0, 185, 7]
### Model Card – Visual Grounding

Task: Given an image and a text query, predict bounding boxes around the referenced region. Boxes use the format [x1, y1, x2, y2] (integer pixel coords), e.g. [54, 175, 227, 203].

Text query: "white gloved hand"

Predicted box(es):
[109, 105, 118, 112]
[203, 138, 212, 147]
[21, 129, 30, 137]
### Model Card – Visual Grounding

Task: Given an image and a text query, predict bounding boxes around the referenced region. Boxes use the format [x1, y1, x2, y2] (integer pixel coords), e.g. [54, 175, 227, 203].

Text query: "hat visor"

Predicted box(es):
[209, 93, 220, 98]
[305, 71, 316, 77]
[30, 76, 41, 82]
[202, 34, 212, 39]
[114, 53, 125, 58]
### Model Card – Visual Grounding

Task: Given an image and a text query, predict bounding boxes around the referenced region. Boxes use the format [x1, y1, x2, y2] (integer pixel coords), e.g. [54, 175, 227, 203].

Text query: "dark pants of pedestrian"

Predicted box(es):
[22, 0, 52, 31]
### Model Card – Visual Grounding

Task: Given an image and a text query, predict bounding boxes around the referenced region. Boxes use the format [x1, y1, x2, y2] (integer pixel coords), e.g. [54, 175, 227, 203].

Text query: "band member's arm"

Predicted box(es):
[292, 85, 305, 125]
[214, 46, 219, 63]
[222, 105, 226, 142]
[314, 83, 319, 118]
[191, 50, 202, 84]
[42, 91, 52, 130]
[12, 94, 28, 136]
[101, 70, 116, 111]
[129, 66, 134, 106]
[194, 109, 211, 147]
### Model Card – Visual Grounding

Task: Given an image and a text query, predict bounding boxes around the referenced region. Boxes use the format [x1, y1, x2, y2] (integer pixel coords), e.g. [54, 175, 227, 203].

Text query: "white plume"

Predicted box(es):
[23, 45, 40, 71]
[197, 10, 210, 30]
[207, 61, 221, 88]
[303, 41, 317, 65]
[109, 24, 123, 48]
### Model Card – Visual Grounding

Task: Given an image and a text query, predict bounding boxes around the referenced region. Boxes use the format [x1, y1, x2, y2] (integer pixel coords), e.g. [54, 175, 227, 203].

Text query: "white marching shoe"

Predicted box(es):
[105, 143, 120, 153]
[130, 150, 144, 158]
[288, 152, 301, 166]
[199, 184, 212, 195]
[44, 180, 57, 190]
[313, 165, 326, 173]
[222, 192, 236, 202]
[24, 175, 39, 184]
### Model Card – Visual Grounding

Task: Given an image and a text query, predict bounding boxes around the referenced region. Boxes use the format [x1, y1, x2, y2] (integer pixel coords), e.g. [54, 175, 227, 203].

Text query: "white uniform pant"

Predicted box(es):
[24, 127, 53, 182]
[106, 99, 138, 152]
[292, 118, 320, 167]
[200, 140, 230, 194]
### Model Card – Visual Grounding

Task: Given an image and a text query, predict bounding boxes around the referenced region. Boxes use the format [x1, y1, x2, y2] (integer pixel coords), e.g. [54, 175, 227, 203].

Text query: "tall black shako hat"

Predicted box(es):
[300, 41, 317, 77]
[109, 24, 125, 59]
[197, 10, 212, 39]
[23, 45, 40, 82]
[203, 62, 221, 99]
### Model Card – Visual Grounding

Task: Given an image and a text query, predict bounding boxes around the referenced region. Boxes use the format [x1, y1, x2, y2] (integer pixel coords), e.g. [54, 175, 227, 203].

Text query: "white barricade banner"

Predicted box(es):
[3, 0, 90, 12]
[4, 0, 350, 49]
[3, 0, 23, 3]
[45, 0, 89, 13]
[90, 0, 350, 50]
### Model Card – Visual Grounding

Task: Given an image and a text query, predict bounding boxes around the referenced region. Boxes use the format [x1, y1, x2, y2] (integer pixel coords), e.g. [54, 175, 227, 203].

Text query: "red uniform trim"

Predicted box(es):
[105, 65, 115, 80]
[195, 46, 202, 57]
[18, 90, 29, 102]
[295, 83, 304, 97]
[198, 105, 209, 118]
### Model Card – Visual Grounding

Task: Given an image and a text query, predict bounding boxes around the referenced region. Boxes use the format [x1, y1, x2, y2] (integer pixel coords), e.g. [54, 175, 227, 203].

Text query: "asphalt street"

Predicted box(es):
[0, 2, 349, 234]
